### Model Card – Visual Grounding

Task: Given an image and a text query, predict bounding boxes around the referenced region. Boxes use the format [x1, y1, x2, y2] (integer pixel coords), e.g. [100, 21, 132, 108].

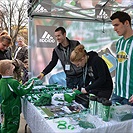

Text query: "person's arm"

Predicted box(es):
[85, 57, 108, 92]
[37, 49, 58, 79]
[11, 80, 34, 96]
[129, 95, 133, 103]
[24, 47, 28, 60]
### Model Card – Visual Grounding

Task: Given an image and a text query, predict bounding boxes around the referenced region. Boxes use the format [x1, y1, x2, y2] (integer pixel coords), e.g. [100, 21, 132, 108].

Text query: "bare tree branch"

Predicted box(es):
[0, 0, 28, 51]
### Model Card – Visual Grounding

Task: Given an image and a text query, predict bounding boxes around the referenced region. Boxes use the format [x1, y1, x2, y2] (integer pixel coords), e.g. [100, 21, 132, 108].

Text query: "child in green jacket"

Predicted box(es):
[0, 59, 34, 133]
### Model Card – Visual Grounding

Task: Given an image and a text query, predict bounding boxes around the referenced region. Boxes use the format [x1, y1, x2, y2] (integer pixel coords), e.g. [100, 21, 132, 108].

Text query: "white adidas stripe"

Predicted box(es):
[39, 31, 55, 43]
[42, 31, 53, 39]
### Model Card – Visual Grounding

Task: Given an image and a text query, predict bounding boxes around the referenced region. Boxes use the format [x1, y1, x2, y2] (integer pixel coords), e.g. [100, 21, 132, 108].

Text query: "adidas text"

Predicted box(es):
[39, 38, 55, 43]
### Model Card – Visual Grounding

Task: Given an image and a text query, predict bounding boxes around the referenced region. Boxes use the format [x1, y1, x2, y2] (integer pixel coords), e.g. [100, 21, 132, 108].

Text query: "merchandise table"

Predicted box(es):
[22, 98, 133, 133]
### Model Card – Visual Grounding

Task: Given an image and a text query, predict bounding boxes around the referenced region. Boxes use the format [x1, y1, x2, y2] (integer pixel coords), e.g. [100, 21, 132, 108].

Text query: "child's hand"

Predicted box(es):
[23, 81, 28, 86]
[73, 88, 78, 91]
[31, 80, 34, 85]
[24, 80, 34, 86]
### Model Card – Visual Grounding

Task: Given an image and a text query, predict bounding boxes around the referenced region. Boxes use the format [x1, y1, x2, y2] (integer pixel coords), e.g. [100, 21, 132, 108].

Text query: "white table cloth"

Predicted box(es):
[22, 99, 133, 133]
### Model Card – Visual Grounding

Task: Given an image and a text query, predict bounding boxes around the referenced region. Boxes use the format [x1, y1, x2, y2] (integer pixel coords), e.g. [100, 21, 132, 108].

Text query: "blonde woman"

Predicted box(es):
[70, 44, 113, 99]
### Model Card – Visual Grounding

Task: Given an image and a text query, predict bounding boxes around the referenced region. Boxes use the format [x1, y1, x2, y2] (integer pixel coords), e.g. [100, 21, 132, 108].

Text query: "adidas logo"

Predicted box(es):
[39, 31, 55, 43]
[97, 9, 109, 19]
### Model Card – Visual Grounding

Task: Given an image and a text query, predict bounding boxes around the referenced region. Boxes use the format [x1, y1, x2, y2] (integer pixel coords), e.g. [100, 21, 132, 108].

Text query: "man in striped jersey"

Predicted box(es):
[110, 11, 133, 105]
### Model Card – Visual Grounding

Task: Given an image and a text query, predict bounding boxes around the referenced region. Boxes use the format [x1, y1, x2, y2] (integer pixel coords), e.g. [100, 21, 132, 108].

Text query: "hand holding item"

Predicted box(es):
[81, 88, 87, 94]
[24, 79, 34, 86]
[73, 88, 78, 91]
[129, 95, 133, 103]
[37, 73, 44, 80]
[31, 79, 34, 85]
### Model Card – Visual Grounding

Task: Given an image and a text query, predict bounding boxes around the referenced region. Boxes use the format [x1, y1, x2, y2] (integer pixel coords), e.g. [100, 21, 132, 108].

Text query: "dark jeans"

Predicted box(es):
[111, 93, 133, 106]
[66, 76, 84, 89]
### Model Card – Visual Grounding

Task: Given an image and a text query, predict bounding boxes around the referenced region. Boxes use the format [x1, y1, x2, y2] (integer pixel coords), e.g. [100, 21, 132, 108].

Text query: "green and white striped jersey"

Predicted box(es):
[115, 36, 133, 99]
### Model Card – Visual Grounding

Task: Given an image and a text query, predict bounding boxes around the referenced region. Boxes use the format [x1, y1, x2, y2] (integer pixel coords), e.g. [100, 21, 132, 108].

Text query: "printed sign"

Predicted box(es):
[36, 25, 57, 47]
[95, 4, 111, 19]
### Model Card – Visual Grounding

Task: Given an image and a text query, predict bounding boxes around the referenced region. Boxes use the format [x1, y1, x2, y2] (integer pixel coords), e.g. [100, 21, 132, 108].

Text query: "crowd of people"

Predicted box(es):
[0, 31, 28, 83]
[37, 11, 133, 106]
[37, 11, 133, 105]
[0, 32, 30, 133]
[0, 11, 133, 133]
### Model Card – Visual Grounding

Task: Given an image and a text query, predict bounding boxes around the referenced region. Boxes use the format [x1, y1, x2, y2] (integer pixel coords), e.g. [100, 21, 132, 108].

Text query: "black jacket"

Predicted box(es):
[85, 51, 113, 92]
[0, 48, 12, 60]
[42, 38, 83, 78]
[14, 46, 28, 62]
[0, 47, 12, 79]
